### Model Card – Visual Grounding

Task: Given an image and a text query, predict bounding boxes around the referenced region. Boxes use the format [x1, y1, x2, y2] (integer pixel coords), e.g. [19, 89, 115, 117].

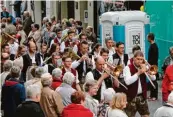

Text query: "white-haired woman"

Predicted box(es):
[55, 72, 76, 106]
[51, 68, 63, 90]
[98, 88, 116, 117]
[0, 60, 13, 86]
[154, 91, 173, 117]
[16, 84, 45, 117]
[25, 67, 45, 89]
[40, 73, 64, 117]
[83, 79, 99, 117]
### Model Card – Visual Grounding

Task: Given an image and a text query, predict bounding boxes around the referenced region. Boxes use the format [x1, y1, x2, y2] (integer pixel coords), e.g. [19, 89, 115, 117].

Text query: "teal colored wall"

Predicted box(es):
[145, 1, 173, 72]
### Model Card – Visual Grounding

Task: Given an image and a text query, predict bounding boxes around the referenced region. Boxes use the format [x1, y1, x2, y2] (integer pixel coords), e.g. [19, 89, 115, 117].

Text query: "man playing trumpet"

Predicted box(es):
[123, 50, 156, 117]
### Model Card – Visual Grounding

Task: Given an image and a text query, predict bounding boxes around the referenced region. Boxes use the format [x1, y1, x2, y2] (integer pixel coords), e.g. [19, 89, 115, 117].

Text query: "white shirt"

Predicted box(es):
[123, 65, 156, 94]
[154, 103, 173, 117]
[8, 42, 19, 55]
[107, 108, 128, 117]
[108, 47, 115, 57]
[60, 42, 78, 53]
[29, 53, 36, 64]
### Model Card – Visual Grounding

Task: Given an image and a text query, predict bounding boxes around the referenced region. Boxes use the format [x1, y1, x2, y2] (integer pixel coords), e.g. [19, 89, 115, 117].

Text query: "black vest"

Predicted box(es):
[48, 64, 56, 74]
[92, 69, 113, 101]
[76, 52, 92, 81]
[22, 53, 41, 73]
[112, 53, 129, 66]
[112, 53, 128, 93]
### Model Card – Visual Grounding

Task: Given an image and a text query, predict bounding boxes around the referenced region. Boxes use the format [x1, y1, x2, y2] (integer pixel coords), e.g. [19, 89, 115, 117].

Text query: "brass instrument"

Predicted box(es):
[104, 62, 128, 90]
[61, 34, 68, 43]
[141, 59, 158, 89]
[144, 60, 158, 75]
[1, 32, 16, 45]
[64, 47, 81, 61]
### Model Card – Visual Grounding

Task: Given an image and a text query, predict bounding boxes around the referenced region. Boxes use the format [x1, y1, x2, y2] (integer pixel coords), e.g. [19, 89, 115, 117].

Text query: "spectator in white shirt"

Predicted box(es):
[8, 36, 19, 60]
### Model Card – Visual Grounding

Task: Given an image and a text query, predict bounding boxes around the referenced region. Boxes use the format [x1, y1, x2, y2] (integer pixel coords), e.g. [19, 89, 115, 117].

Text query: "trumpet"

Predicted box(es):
[104, 62, 128, 90]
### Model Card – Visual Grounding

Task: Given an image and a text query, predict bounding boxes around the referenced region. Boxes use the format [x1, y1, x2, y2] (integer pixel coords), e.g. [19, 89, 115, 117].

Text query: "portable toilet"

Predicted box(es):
[100, 11, 150, 58]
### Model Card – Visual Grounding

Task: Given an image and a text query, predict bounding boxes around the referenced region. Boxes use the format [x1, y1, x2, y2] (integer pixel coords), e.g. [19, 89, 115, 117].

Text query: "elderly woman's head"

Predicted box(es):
[52, 68, 62, 80]
[41, 73, 52, 87]
[62, 72, 75, 85]
[71, 91, 85, 105]
[83, 80, 98, 96]
[103, 88, 116, 104]
[35, 67, 45, 78]
[10, 66, 21, 78]
[111, 93, 127, 110]
[26, 84, 41, 102]
[3, 60, 13, 72]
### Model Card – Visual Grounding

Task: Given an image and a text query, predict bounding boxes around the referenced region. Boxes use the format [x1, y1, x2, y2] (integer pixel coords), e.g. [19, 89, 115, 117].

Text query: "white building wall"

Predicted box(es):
[34, 1, 41, 26]
[75, 1, 80, 20]
[88, 1, 94, 27]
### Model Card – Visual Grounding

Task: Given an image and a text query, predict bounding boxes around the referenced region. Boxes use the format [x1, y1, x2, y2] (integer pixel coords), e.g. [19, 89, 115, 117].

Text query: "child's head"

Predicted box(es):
[111, 93, 127, 110]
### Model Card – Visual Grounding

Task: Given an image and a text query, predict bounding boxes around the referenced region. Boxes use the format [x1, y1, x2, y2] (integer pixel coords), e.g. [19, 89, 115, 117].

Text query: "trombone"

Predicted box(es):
[141, 59, 158, 89]
[104, 62, 128, 90]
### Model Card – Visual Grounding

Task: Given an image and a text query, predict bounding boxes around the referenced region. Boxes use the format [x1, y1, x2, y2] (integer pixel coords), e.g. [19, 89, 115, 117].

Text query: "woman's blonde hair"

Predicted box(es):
[111, 93, 127, 110]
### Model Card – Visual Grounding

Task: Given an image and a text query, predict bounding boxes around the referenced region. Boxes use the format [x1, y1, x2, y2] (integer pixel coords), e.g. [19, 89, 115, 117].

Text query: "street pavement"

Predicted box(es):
[136, 80, 163, 117]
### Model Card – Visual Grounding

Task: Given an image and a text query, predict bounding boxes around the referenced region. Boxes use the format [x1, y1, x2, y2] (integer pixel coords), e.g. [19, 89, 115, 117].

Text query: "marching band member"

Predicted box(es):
[123, 50, 156, 117]
[50, 28, 62, 47]
[112, 42, 128, 66]
[91, 43, 101, 58]
[60, 29, 78, 53]
[85, 56, 118, 102]
[22, 42, 42, 82]
[91, 43, 102, 69]
[61, 56, 81, 91]
[44, 52, 61, 74]
[127, 45, 141, 65]
[72, 41, 93, 84]
[112, 42, 129, 93]
[100, 48, 109, 62]
[105, 37, 116, 57]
